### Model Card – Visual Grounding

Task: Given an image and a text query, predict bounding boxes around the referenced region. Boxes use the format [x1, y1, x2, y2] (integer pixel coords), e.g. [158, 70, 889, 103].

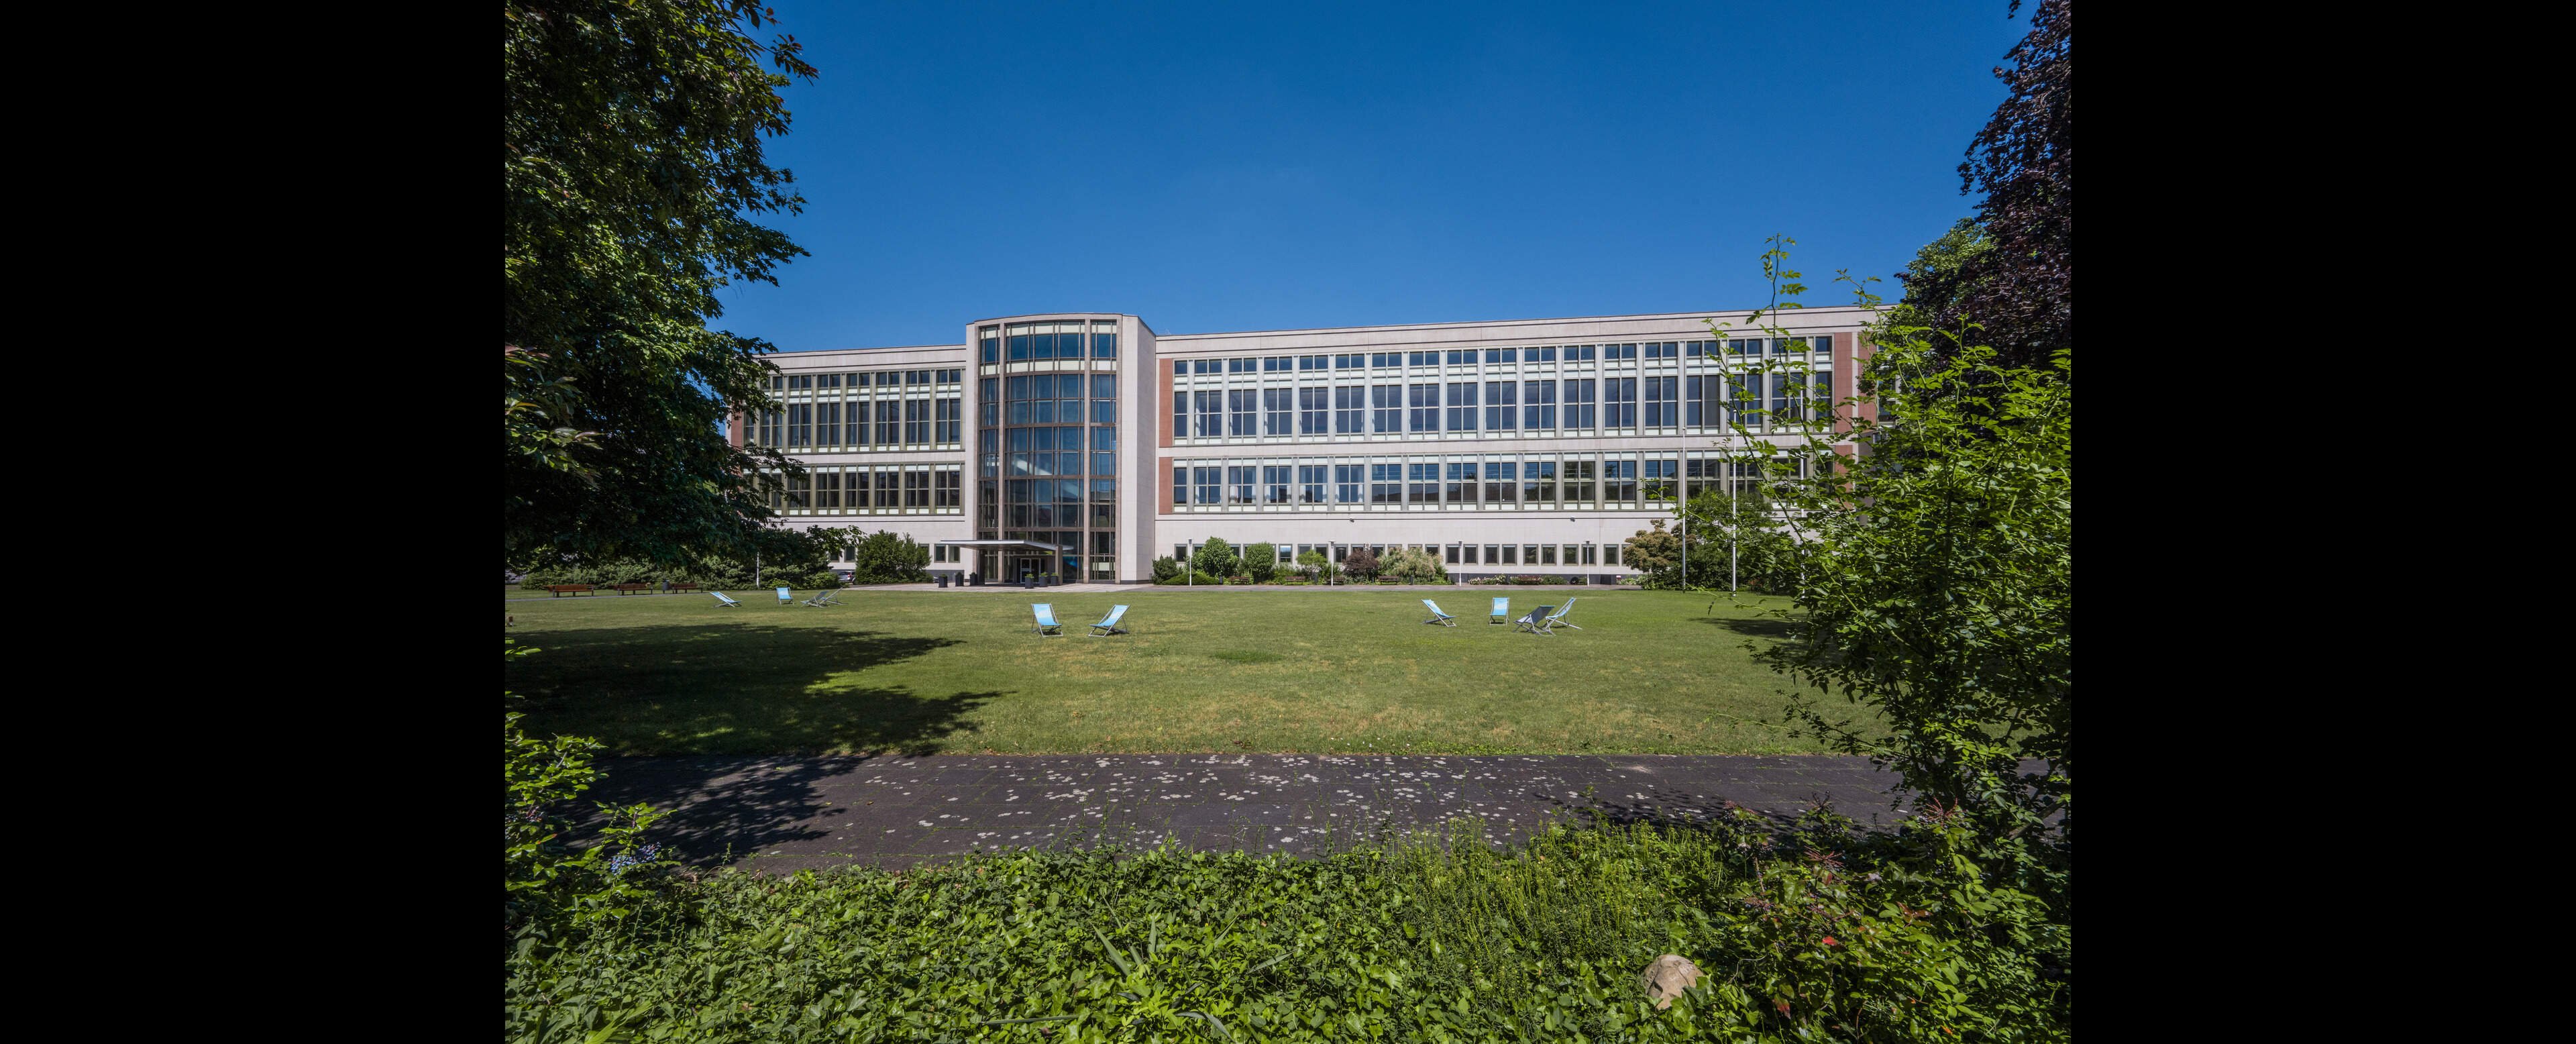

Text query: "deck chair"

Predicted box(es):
[710, 591, 741, 607]
[1032, 603, 1063, 637]
[1544, 596, 1582, 631]
[775, 586, 793, 605]
[1513, 604, 1556, 635]
[1489, 596, 1511, 625]
[1087, 604, 1130, 637]
[802, 588, 841, 607]
[1421, 599, 1456, 627]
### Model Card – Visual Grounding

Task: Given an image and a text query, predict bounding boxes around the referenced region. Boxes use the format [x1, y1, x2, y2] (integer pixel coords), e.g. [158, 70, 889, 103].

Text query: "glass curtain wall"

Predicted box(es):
[975, 319, 1120, 581]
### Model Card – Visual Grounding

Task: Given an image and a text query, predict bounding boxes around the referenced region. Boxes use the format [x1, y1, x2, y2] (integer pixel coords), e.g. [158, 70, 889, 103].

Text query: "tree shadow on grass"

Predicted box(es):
[1694, 616, 1797, 639]
[506, 623, 989, 755]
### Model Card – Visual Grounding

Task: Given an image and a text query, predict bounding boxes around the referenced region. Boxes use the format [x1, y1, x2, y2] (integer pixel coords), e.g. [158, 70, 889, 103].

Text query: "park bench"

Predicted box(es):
[609, 582, 653, 594]
[667, 581, 699, 592]
[545, 584, 595, 597]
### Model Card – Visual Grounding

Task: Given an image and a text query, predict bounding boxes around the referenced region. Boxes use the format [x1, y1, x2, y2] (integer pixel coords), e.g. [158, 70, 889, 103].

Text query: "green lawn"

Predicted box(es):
[503, 589, 1878, 756]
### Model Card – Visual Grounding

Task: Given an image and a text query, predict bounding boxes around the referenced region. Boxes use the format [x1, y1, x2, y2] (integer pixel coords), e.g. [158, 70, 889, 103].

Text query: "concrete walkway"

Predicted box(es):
[586, 753, 1904, 874]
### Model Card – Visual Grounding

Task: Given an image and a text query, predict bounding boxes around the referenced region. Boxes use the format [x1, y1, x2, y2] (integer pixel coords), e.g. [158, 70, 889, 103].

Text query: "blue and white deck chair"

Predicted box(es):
[776, 586, 793, 605]
[1489, 596, 1511, 625]
[710, 590, 741, 607]
[1421, 599, 1456, 627]
[1088, 604, 1130, 637]
[802, 588, 841, 607]
[1544, 596, 1582, 631]
[1032, 603, 1064, 637]
[1513, 604, 1555, 636]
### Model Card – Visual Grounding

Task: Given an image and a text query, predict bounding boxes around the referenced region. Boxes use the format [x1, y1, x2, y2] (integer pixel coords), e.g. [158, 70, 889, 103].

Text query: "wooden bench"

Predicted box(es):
[609, 582, 653, 594]
[545, 584, 595, 597]
[667, 581, 700, 592]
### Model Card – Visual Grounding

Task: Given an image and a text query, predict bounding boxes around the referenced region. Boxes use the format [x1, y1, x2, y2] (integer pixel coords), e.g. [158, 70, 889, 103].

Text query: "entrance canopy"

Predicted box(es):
[934, 539, 1069, 553]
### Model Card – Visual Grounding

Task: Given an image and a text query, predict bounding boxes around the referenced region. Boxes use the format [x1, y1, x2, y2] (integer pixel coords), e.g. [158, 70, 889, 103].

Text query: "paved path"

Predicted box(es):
[587, 753, 1904, 874]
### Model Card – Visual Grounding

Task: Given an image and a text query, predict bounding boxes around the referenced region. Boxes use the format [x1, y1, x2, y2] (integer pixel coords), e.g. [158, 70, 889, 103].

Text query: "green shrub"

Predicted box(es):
[1149, 556, 1182, 582]
[1189, 537, 1238, 579]
[845, 529, 930, 584]
[1380, 546, 1448, 584]
[1242, 542, 1279, 583]
[504, 807, 2067, 1042]
[1153, 570, 1226, 586]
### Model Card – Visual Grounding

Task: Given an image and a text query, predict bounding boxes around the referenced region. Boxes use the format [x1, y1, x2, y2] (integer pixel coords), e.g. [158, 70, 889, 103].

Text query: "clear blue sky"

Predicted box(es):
[718, 1, 2029, 351]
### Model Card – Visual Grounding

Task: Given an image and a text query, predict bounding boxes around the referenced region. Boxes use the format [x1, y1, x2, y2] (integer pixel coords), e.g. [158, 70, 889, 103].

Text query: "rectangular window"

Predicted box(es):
[981, 329, 1000, 364]
[1523, 380, 1556, 430]
[1603, 544, 1621, 566]
[1605, 378, 1637, 428]
[1303, 387, 1332, 434]
[1229, 390, 1256, 437]
[1606, 458, 1639, 504]
[904, 469, 929, 507]
[1686, 376, 1708, 427]
[1540, 544, 1556, 565]
[1446, 544, 1462, 564]
[1194, 466, 1220, 506]
[904, 399, 929, 444]
[1409, 384, 1440, 432]
[875, 469, 901, 509]
[1645, 458, 1678, 503]
[1564, 380, 1595, 430]
[935, 397, 961, 443]
[1444, 462, 1474, 503]
[1371, 463, 1401, 505]
[786, 403, 810, 448]
[1502, 545, 1519, 564]
[1485, 380, 1517, 431]
[1564, 458, 1596, 503]
[1482, 544, 1498, 564]
[1299, 464, 1328, 504]
[1336, 463, 1363, 504]
[1195, 390, 1222, 437]
[814, 469, 839, 509]
[1445, 382, 1478, 432]
[1523, 460, 1556, 504]
[876, 400, 901, 446]
[1643, 376, 1676, 428]
[1172, 467, 1188, 507]
[936, 468, 961, 508]
[1228, 465, 1256, 505]
[1733, 373, 1763, 429]
[1483, 460, 1512, 504]
[1772, 373, 1794, 422]
[1371, 385, 1401, 433]
[816, 401, 840, 447]
[1265, 465, 1293, 505]
[1265, 388, 1293, 436]
[1408, 462, 1438, 504]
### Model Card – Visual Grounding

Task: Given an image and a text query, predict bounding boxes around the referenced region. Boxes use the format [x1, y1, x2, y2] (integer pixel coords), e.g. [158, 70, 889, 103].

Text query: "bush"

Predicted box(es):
[1189, 537, 1238, 579]
[1379, 546, 1448, 584]
[1242, 542, 1279, 583]
[1149, 556, 1182, 583]
[1340, 546, 1379, 579]
[1153, 570, 1226, 586]
[1295, 550, 1338, 582]
[844, 529, 930, 584]
[504, 807, 2067, 1042]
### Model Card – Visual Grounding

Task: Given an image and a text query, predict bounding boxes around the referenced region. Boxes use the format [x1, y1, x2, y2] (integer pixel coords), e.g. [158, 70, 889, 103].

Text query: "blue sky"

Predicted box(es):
[717, 1, 2029, 351]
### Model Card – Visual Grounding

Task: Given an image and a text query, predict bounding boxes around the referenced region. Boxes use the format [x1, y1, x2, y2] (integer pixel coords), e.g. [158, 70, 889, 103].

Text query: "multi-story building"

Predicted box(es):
[733, 307, 1874, 584]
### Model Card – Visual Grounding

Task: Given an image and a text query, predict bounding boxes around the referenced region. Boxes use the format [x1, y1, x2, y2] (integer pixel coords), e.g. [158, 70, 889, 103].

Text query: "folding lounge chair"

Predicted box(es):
[710, 591, 741, 607]
[1421, 599, 1456, 627]
[775, 586, 793, 606]
[1544, 597, 1582, 631]
[1032, 603, 1063, 637]
[1087, 604, 1130, 637]
[1513, 604, 1555, 635]
[1489, 596, 1511, 625]
[802, 588, 841, 607]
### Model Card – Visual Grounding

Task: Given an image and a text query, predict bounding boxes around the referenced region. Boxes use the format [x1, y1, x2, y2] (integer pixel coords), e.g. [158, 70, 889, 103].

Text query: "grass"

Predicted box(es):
[503, 588, 1880, 756]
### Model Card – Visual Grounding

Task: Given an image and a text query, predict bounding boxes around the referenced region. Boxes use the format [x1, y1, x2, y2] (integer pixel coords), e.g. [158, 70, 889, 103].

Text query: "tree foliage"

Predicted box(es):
[1378, 547, 1447, 584]
[504, 1, 820, 566]
[1189, 537, 1238, 580]
[1895, 0, 2072, 372]
[845, 529, 931, 585]
[1242, 542, 1279, 584]
[1340, 546, 1380, 580]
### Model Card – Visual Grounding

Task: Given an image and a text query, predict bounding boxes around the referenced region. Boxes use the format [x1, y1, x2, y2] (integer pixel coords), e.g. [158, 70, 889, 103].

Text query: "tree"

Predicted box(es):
[1624, 520, 1686, 587]
[1340, 546, 1379, 580]
[1242, 542, 1279, 584]
[505, 1, 820, 566]
[845, 529, 930, 584]
[1680, 486, 1801, 593]
[1378, 547, 1447, 584]
[1190, 537, 1238, 580]
[1295, 550, 1337, 582]
[1150, 556, 1183, 583]
[1895, 0, 2072, 372]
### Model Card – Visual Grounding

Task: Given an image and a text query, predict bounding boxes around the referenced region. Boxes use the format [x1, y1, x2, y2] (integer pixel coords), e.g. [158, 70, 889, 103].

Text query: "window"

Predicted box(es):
[1644, 376, 1677, 428]
[1409, 384, 1440, 432]
[1523, 380, 1556, 430]
[1729, 337, 1760, 355]
[1193, 466, 1219, 506]
[1265, 388, 1293, 436]
[814, 469, 839, 509]
[1228, 466, 1255, 505]
[1228, 358, 1252, 374]
[1195, 390, 1222, 437]
[1605, 378, 1637, 428]
[1445, 382, 1478, 432]
[1446, 544, 1462, 564]
[1564, 380, 1595, 429]
[1265, 465, 1292, 505]
[1772, 373, 1795, 422]
[1564, 458, 1596, 503]
[904, 469, 928, 507]
[1407, 462, 1438, 503]
[1567, 346, 1595, 362]
[1536, 346, 1556, 362]
[1605, 458, 1638, 503]
[935, 397, 960, 443]
[1371, 463, 1401, 504]
[1302, 387, 1330, 434]
[1334, 354, 1360, 369]
[1264, 356, 1289, 372]
[1644, 458, 1678, 503]
[1445, 462, 1474, 503]
[817, 401, 840, 447]
[1408, 351, 1435, 367]
[1523, 460, 1556, 504]
[875, 399, 901, 445]
[1485, 380, 1517, 431]
[1299, 464, 1327, 503]
[904, 399, 929, 444]
[980, 327, 1000, 364]
[1172, 468, 1188, 507]
[1732, 373, 1762, 428]
[1194, 359, 1219, 374]
[1332, 386, 1362, 433]
[1482, 544, 1498, 564]
[1483, 460, 1512, 503]
[876, 469, 901, 508]
[1228, 390, 1256, 437]
[786, 403, 811, 448]
[1371, 385, 1401, 433]
[1538, 544, 1555, 565]
[1686, 375, 1710, 426]
[1336, 464, 1362, 504]
[1446, 350, 1470, 365]
[1603, 544, 1621, 566]
[936, 468, 961, 509]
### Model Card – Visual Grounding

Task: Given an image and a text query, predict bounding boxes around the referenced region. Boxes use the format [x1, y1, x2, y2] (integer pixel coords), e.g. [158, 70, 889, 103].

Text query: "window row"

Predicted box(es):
[771, 369, 961, 391]
[1169, 454, 1812, 510]
[980, 321, 1120, 363]
[1177, 540, 1623, 569]
[759, 466, 963, 514]
[979, 373, 1120, 428]
[1172, 372, 1831, 439]
[1172, 337, 1832, 375]
[747, 397, 962, 449]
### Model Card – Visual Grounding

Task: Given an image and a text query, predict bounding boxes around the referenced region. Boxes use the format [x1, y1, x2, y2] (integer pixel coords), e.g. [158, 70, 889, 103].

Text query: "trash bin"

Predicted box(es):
[936, 575, 949, 588]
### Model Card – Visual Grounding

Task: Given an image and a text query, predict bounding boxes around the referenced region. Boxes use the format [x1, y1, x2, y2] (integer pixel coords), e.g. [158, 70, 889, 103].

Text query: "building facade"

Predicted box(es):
[733, 307, 1874, 584]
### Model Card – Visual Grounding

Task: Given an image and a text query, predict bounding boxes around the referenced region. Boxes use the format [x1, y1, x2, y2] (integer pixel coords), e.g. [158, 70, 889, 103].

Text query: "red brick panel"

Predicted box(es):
[1157, 361, 1175, 448]
[1158, 458, 1175, 514]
